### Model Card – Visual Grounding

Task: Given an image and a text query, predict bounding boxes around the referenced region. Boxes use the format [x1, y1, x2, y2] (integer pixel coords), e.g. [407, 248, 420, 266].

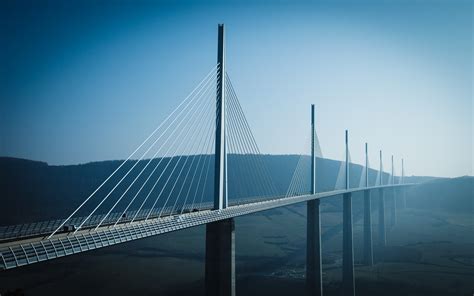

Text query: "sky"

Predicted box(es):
[0, 0, 472, 178]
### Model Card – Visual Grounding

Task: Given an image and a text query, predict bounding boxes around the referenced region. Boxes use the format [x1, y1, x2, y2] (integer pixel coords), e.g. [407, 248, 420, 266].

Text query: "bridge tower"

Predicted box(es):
[342, 130, 355, 296]
[306, 105, 323, 295]
[205, 24, 235, 296]
[363, 143, 374, 266]
[214, 23, 227, 211]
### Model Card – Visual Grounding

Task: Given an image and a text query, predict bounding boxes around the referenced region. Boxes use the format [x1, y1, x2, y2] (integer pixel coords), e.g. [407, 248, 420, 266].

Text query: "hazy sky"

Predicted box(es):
[1, 0, 472, 178]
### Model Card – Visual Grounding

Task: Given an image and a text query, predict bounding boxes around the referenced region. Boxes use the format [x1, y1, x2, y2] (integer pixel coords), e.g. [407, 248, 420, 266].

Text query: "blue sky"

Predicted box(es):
[0, 0, 472, 177]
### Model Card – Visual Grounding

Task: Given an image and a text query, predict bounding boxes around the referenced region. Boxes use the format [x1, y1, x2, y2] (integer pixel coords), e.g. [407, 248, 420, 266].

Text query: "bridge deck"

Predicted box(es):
[0, 196, 285, 242]
[0, 184, 412, 270]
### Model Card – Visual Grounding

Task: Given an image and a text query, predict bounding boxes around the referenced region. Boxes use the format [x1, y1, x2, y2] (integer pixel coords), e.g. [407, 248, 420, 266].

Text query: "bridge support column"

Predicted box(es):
[306, 199, 323, 296]
[363, 190, 373, 266]
[390, 156, 396, 227]
[378, 188, 386, 248]
[342, 193, 355, 296]
[205, 218, 235, 296]
[391, 188, 397, 227]
[401, 187, 407, 209]
[401, 159, 406, 209]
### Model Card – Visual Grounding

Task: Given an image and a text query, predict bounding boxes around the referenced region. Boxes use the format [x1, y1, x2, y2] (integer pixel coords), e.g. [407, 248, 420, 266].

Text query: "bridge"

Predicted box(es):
[0, 24, 415, 296]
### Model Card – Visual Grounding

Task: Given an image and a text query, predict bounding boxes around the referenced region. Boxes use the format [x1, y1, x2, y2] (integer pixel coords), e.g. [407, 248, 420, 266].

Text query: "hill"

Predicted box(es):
[407, 176, 473, 212]
[0, 156, 432, 225]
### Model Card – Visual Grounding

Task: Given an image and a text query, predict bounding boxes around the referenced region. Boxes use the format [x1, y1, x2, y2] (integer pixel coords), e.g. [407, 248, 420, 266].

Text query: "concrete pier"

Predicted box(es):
[205, 218, 235, 296]
[363, 190, 373, 266]
[391, 188, 397, 227]
[401, 159, 406, 208]
[342, 192, 355, 296]
[390, 156, 396, 226]
[363, 142, 373, 266]
[307, 199, 323, 295]
[401, 187, 407, 209]
[378, 188, 386, 248]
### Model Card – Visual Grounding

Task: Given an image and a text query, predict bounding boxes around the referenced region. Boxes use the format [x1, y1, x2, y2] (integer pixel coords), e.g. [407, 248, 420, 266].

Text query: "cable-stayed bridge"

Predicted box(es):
[0, 25, 415, 296]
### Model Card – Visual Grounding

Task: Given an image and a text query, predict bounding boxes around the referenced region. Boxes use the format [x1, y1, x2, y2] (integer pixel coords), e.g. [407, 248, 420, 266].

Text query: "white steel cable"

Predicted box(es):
[226, 88, 264, 196]
[194, 137, 216, 208]
[151, 96, 214, 219]
[226, 82, 276, 198]
[168, 96, 215, 215]
[47, 64, 218, 239]
[176, 110, 215, 215]
[226, 103, 247, 200]
[144, 83, 217, 221]
[188, 142, 214, 211]
[104, 70, 220, 227]
[119, 71, 218, 223]
[197, 136, 215, 208]
[226, 76, 279, 196]
[161, 94, 216, 215]
[286, 136, 310, 197]
[131, 77, 218, 223]
[74, 68, 218, 233]
[95, 75, 218, 230]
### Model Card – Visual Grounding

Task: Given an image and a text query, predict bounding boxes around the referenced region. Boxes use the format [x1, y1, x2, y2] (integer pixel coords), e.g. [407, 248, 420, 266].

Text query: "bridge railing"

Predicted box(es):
[0, 202, 210, 242]
[0, 194, 293, 241]
[0, 183, 415, 271]
[0, 181, 408, 242]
